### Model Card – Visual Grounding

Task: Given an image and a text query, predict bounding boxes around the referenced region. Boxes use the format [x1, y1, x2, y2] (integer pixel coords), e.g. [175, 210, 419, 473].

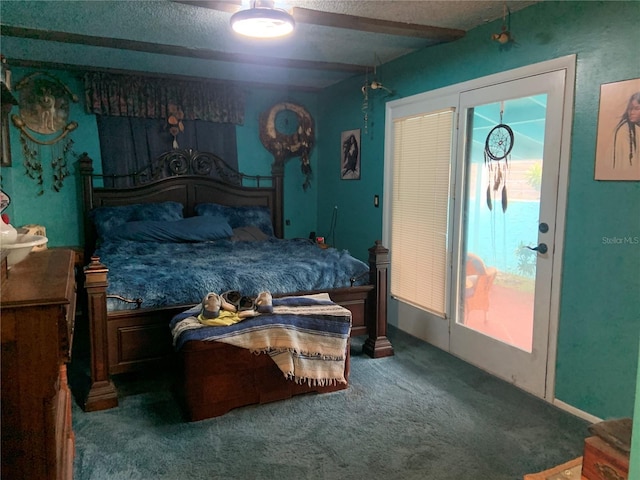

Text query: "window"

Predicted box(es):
[390, 108, 454, 316]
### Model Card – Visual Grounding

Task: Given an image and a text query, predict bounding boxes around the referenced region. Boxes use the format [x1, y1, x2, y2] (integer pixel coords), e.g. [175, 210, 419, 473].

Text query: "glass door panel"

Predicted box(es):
[461, 95, 546, 353]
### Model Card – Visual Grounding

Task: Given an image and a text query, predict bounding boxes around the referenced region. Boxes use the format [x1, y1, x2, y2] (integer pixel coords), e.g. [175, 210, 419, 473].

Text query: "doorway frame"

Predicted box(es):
[383, 55, 576, 403]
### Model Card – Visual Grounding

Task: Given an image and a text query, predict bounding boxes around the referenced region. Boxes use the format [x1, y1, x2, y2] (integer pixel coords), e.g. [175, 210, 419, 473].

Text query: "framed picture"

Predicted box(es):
[0, 112, 11, 167]
[1, 59, 16, 167]
[340, 129, 361, 180]
[594, 77, 640, 181]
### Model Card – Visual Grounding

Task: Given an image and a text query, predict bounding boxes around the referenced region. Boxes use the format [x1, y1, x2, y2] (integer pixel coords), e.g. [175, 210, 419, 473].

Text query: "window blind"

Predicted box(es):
[391, 108, 454, 316]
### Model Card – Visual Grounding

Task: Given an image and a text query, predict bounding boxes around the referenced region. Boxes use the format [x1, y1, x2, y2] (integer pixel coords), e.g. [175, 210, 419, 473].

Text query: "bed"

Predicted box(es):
[79, 149, 393, 414]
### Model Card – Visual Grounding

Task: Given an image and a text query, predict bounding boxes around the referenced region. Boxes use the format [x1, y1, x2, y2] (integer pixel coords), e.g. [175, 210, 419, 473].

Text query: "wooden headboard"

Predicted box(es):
[79, 149, 285, 260]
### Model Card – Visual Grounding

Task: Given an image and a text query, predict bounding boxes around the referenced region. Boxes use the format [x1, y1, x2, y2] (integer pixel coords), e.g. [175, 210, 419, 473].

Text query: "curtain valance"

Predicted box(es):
[84, 72, 245, 125]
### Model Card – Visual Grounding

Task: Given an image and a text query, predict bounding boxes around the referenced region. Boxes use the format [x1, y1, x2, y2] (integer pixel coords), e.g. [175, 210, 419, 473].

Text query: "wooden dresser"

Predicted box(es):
[1, 249, 76, 480]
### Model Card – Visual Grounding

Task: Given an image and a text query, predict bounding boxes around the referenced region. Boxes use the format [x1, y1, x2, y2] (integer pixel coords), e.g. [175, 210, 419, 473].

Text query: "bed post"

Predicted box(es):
[78, 153, 97, 262]
[271, 161, 285, 238]
[82, 256, 118, 411]
[363, 241, 394, 358]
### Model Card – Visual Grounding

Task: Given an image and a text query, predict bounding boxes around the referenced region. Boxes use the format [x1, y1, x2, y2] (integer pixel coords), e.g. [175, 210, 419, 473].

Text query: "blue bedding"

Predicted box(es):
[95, 238, 370, 312]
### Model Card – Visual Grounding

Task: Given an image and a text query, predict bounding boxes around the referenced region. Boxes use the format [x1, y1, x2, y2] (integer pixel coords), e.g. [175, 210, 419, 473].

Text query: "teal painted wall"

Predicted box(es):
[316, 1, 640, 420]
[0, 72, 319, 245]
[315, 76, 386, 260]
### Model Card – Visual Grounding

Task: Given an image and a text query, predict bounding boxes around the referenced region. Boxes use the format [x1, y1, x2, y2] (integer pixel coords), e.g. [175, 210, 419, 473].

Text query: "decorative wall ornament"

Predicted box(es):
[167, 103, 185, 148]
[259, 102, 315, 190]
[491, 4, 515, 48]
[11, 72, 78, 194]
[484, 102, 513, 213]
[360, 62, 394, 135]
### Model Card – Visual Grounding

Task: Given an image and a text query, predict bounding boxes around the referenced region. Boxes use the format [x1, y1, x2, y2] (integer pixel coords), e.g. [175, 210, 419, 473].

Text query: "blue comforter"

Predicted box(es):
[95, 238, 370, 312]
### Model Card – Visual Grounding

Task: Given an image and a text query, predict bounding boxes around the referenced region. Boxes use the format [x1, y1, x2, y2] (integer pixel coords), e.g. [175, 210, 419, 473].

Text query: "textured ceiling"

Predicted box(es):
[0, 0, 540, 90]
[275, 0, 531, 29]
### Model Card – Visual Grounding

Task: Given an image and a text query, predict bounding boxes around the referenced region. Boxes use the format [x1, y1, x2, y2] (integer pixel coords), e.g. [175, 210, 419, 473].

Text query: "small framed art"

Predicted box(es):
[594, 77, 640, 181]
[341, 129, 361, 180]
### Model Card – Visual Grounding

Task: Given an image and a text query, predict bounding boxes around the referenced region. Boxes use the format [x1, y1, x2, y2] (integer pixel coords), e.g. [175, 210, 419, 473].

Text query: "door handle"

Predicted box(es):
[526, 243, 548, 254]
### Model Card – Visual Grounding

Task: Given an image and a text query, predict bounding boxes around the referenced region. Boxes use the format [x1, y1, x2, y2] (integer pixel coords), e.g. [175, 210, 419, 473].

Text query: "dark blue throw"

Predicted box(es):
[95, 238, 370, 312]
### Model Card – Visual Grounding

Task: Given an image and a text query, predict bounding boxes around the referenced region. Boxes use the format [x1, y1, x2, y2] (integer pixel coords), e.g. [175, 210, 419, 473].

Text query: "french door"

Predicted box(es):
[449, 70, 568, 397]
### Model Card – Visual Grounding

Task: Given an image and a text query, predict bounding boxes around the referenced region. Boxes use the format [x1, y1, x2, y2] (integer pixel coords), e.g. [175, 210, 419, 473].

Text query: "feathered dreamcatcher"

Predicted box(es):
[11, 72, 78, 195]
[484, 103, 513, 213]
[259, 102, 315, 190]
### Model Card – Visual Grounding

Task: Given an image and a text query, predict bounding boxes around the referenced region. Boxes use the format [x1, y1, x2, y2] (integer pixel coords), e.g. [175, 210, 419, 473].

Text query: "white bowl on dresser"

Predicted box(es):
[2, 234, 49, 267]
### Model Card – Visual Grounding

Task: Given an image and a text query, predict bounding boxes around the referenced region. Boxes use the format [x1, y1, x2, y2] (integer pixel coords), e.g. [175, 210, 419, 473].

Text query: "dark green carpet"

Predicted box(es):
[70, 327, 589, 479]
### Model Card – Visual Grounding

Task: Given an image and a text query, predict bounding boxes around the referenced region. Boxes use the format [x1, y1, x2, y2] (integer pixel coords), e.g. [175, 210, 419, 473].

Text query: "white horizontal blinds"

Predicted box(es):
[391, 108, 454, 316]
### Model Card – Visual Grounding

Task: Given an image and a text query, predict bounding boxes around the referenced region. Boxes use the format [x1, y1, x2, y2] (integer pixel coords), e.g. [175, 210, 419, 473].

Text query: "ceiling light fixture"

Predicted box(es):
[230, 1, 295, 39]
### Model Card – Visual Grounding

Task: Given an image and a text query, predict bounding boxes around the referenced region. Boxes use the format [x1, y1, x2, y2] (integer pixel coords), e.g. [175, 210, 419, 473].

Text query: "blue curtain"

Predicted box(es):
[96, 116, 238, 187]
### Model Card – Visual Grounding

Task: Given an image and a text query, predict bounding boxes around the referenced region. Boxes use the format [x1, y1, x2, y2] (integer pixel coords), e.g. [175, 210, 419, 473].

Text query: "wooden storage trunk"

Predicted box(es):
[582, 435, 629, 480]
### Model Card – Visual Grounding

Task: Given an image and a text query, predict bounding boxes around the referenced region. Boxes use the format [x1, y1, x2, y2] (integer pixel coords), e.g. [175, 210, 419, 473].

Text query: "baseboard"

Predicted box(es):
[553, 399, 602, 424]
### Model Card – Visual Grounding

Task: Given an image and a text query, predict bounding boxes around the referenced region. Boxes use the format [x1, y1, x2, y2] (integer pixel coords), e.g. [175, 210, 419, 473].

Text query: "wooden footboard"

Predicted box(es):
[176, 340, 350, 422]
[81, 241, 392, 412]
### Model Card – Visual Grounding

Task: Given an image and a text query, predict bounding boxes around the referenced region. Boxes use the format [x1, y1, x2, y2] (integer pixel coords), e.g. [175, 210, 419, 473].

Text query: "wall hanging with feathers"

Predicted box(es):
[360, 61, 394, 136]
[484, 103, 513, 213]
[11, 72, 78, 195]
[259, 102, 315, 190]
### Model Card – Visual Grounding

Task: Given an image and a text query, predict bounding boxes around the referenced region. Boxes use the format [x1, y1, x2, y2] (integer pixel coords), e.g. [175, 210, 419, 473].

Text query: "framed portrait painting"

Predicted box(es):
[594, 77, 640, 181]
[340, 129, 361, 180]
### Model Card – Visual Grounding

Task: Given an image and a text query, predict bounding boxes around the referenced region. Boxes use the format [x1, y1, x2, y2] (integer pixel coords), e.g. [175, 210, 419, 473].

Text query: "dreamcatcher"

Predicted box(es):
[484, 104, 513, 213]
[259, 102, 315, 190]
[11, 72, 78, 195]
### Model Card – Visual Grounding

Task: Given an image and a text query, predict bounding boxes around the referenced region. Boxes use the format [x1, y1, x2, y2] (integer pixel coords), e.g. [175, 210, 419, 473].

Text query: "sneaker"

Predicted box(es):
[255, 291, 273, 314]
[220, 290, 241, 312]
[238, 295, 256, 312]
[201, 292, 221, 319]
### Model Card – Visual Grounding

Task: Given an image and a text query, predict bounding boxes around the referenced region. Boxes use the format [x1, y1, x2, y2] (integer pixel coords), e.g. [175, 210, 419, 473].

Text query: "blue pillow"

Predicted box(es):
[90, 202, 184, 241]
[230, 226, 270, 242]
[195, 203, 275, 237]
[109, 215, 232, 243]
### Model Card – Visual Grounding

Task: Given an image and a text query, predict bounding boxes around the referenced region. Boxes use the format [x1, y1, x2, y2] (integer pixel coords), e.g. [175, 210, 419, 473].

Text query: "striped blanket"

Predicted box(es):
[170, 293, 352, 386]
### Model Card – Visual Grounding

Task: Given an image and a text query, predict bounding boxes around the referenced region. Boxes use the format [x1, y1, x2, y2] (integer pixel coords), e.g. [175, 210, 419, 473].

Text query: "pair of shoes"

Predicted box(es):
[221, 292, 258, 311]
[201, 292, 222, 319]
[221, 290, 242, 312]
[255, 291, 273, 314]
[222, 290, 271, 312]
[217, 290, 273, 318]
